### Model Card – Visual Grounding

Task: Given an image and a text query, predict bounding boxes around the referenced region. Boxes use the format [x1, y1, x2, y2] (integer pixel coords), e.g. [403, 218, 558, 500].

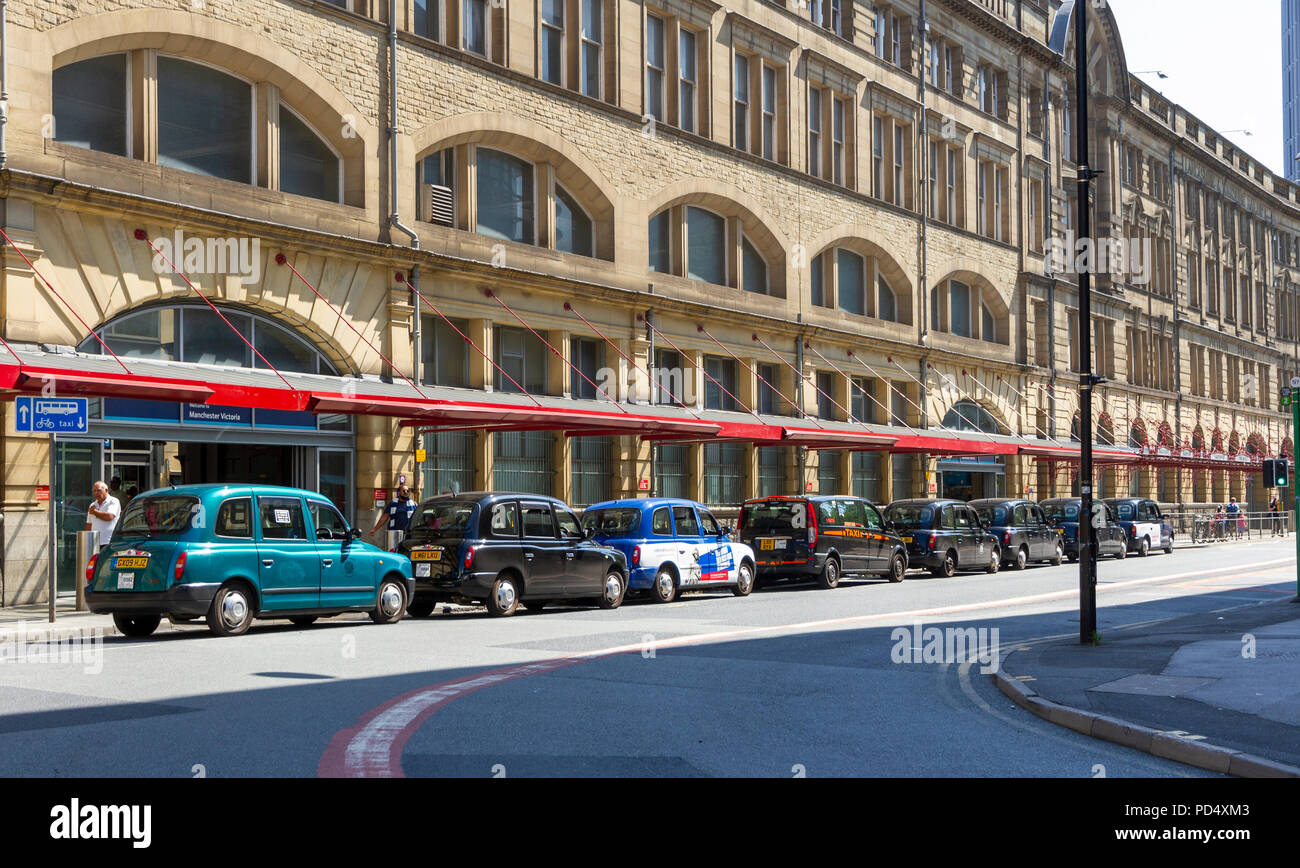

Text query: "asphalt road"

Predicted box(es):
[1, 537, 1293, 777]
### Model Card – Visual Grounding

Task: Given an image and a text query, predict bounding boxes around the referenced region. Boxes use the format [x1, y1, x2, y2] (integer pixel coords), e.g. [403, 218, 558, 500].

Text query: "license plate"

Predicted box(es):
[410, 550, 442, 562]
[901, 536, 913, 544]
[415, 564, 431, 578]
[114, 557, 149, 569]
[117, 573, 135, 589]
[760, 539, 775, 551]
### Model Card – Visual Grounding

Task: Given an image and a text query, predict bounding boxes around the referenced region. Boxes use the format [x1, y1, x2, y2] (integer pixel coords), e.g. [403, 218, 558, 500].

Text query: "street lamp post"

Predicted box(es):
[1074, 1, 1101, 644]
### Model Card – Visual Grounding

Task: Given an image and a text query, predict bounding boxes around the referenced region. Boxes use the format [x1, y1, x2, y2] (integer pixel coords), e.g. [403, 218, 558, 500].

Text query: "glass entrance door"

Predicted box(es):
[55, 440, 103, 594]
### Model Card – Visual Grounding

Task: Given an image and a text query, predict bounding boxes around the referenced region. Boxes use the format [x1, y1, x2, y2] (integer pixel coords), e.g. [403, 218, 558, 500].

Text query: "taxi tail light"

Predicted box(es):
[928, 535, 936, 551]
[1130, 525, 1137, 537]
[173, 551, 187, 582]
[632, 545, 641, 566]
[464, 546, 477, 569]
[1003, 530, 1011, 546]
[807, 503, 817, 545]
[85, 553, 97, 584]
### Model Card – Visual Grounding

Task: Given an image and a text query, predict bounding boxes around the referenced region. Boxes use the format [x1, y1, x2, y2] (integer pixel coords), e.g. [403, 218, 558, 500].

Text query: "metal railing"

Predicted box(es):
[1164, 510, 1291, 544]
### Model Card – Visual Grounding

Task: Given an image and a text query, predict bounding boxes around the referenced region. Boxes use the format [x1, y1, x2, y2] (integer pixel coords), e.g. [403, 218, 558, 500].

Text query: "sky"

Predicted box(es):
[1105, 0, 1283, 176]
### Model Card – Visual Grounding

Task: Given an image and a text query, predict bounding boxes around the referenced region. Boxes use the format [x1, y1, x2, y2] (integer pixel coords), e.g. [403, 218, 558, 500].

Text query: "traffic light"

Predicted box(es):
[1264, 458, 1290, 488]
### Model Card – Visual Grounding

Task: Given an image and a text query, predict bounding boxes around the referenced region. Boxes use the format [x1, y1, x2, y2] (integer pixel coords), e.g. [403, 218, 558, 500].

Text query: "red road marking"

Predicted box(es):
[320, 556, 1296, 777]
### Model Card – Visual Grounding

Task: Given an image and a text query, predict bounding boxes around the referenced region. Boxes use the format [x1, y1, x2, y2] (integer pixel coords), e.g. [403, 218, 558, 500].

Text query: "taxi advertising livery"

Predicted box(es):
[582, 498, 756, 603]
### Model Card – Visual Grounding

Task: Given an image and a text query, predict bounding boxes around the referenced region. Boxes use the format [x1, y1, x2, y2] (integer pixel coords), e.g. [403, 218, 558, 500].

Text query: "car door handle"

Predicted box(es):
[262, 559, 274, 566]
[322, 559, 333, 567]
[524, 552, 534, 560]
[565, 552, 575, 559]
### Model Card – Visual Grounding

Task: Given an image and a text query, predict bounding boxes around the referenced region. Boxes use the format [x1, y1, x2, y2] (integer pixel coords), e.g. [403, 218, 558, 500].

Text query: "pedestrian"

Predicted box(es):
[1270, 494, 1283, 537]
[1226, 496, 1242, 538]
[84, 480, 121, 550]
[371, 483, 418, 544]
[1214, 505, 1225, 540]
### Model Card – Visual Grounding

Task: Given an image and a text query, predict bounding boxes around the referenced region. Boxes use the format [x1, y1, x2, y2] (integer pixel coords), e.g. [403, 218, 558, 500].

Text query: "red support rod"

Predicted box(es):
[694, 323, 811, 423]
[636, 314, 765, 424]
[1, 226, 132, 374]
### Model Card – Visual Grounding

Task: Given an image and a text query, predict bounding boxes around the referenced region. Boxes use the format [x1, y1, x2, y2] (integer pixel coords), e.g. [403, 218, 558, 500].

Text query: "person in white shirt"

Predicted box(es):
[85, 480, 121, 550]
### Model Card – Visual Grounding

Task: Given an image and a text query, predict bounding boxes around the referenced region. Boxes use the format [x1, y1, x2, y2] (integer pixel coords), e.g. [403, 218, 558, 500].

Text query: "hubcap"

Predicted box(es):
[496, 580, 516, 610]
[894, 558, 904, 578]
[605, 574, 622, 603]
[222, 591, 248, 628]
[380, 583, 403, 617]
[658, 572, 673, 597]
[739, 566, 752, 591]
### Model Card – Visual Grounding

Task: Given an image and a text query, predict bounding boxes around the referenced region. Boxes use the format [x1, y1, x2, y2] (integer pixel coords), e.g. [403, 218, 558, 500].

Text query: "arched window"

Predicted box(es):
[877, 276, 897, 322]
[1129, 424, 1147, 449]
[837, 249, 865, 315]
[810, 245, 906, 322]
[555, 185, 594, 256]
[943, 400, 1005, 435]
[52, 54, 128, 156]
[157, 58, 254, 184]
[742, 235, 769, 295]
[279, 105, 341, 203]
[930, 276, 1005, 344]
[476, 148, 535, 243]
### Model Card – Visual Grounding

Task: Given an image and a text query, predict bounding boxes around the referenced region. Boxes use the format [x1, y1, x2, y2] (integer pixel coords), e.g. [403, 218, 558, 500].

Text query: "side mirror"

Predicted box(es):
[720, 525, 734, 537]
[349, 527, 362, 541]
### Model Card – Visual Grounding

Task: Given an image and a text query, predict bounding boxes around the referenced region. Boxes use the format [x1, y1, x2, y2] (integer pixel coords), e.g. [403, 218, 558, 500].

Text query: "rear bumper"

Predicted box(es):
[86, 582, 220, 617]
[412, 571, 495, 603]
[753, 555, 820, 577]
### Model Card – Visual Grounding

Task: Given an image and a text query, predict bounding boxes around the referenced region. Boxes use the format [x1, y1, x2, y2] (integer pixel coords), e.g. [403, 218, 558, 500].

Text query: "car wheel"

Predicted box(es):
[1138, 536, 1150, 557]
[406, 600, 435, 618]
[289, 615, 318, 627]
[1115, 542, 1127, 560]
[112, 613, 161, 638]
[206, 584, 254, 637]
[485, 573, 520, 617]
[732, 562, 755, 597]
[651, 567, 678, 603]
[885, 553, 907, 583]
[931, 551, 957, 579]
[986, 548, 1001, 574]
[598, 571, 626, 610]
[370, 576, 407, 624]
[523, 599, 548, 613]
[1013, 546, 1028, 570]
[816, 557, 841, 589]
[1163, 541, 1173, 554]
[1067, 552, 1079, 563]
[1051, 542, 1064, 566]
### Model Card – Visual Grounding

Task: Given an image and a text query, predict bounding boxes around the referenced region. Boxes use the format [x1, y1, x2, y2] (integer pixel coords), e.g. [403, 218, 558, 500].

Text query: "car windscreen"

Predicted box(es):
[884, 504, 932, 529]
[1041, 502, 1080, 523]
[116, 496, 200, 537]
[974, 505, 1008, 526]
[740, 501, 803, 534]
[582, 508, 642, 536]
[408, 501, 476, 536]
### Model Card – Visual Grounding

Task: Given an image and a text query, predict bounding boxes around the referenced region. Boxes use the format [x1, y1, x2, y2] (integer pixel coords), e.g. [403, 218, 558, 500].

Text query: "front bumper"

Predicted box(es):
[86, 582, 220, 617]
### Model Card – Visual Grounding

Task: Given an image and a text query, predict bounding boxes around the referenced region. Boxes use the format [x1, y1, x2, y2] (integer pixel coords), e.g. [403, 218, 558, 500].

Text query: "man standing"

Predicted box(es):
[372, 484, 418, 544]
[1269, 494, 1282, 536]
[85, 480, 121, 550]
[1225, 496, 1241, 539]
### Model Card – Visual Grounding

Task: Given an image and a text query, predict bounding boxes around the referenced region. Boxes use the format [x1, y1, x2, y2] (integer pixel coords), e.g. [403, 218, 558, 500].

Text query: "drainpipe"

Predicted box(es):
[389, 0, 421, 385]
[1, 0, 8, 169]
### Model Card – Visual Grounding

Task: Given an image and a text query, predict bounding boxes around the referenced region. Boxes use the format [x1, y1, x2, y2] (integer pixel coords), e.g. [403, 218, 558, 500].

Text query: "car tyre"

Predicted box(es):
[289, 615, 318, 627]
[1163, 541, 1173, 554]
[206, 584, 254, 637]
[485, 573, 520, 617]
[986, 548, 1001, 574]
[651, 567, 678, 603]
[1051, 542, 1064, 566]
[113, 613, 161, 638]
[732, 562, 755, 597]
[816, 557, 841, 590]
[931, 551, 957, 579]
[884, 553, 907, 583]
[370, 576, 407, 624]
[523, 599, 548, 613]
[1013, 546, 1028, 570]
[1067, 552, 1079, 563]
[406, 600, 435, 618]
[1138, 536, 1150, 557]
[598, 571, 626, 610]
[1115, 542, 1127, 560]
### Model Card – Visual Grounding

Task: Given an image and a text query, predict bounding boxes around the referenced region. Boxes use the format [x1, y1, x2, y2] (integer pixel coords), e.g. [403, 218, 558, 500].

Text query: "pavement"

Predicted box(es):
[995, 595, 1300, 777]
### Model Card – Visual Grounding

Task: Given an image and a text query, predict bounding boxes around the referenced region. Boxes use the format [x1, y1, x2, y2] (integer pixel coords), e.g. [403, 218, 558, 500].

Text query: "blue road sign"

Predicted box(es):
[14, 396, 89, 433]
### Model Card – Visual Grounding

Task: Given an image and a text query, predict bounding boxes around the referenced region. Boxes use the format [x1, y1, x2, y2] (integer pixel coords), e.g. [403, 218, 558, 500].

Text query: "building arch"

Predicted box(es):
[647, 187, 787, 296]
[928, 270, 1010, 345]
[806, 234, 913, 325]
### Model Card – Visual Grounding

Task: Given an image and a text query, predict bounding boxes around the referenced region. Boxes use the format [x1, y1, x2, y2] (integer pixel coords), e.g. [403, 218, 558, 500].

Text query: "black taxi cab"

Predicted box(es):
[969, 498, 1064, 570]
[738, 495, 909, 588]
[883, 499, 1002, 577]
[1040, 498, 1128, 561]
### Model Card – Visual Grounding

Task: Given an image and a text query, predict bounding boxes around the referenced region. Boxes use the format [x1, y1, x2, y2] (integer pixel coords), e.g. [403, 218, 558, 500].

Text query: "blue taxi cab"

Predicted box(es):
[86, 484, 414, 637]
[582, 498, 757, 603]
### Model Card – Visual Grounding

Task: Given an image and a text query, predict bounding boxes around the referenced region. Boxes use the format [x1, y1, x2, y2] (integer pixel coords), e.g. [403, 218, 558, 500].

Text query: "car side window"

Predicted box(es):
[1139, 501, 1159, 521]
[651, 507, 673, 536]
[673, 506, 701, 536]
[953, 507, 970, 530]
[521, 504, 556, 539]
[556, 507, 584, 539]
[838, 500, 868, 528]
[258, 496, 308, 541]
[488, 501, 520, 537]
[863, 504, 883, 530]
[1013, 504, 1028, 527]
[817, 500, 839, 526]
[941, 505, 955, 530]
[1030, 506, 1047, 527]
[309, 501, 349, 541]
[698, 509, 721, 536]
[215, 498, 252, 538]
